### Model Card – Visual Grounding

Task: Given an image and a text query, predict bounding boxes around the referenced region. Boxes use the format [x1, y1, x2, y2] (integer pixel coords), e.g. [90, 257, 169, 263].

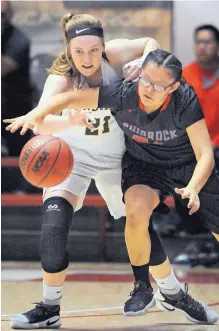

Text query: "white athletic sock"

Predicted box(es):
[154, 268, 182, 295]
[43, 282, 63, 306]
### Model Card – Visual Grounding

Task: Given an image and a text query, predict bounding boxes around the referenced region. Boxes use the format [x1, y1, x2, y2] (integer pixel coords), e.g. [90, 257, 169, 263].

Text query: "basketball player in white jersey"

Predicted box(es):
[5, 14, 205, 329]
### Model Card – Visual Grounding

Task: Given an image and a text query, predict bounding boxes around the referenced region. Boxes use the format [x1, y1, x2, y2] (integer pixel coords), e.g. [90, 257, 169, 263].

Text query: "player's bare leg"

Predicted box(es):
[123, 185, 159, 316]
[123, 186, 218, 323]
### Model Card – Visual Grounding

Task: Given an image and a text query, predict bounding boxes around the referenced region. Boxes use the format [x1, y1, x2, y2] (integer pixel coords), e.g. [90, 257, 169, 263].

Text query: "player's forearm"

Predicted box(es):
[36, 115, 73, 134]
[188, 151, 215, 193]
[34, 92, 77, 120]
[134, 39, 160, 68]
[23, 103, 64, 125]
[36, 89, 99, 121]
[141, 38, 160, 60]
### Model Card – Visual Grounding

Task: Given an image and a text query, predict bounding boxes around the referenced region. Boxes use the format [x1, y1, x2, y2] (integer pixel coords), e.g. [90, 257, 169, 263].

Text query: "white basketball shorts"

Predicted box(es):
[43, 161, 125, 219]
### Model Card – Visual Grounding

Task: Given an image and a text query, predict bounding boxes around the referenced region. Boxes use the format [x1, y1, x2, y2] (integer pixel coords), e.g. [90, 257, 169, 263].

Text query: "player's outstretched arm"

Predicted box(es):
[3, 87, 100, 135]
[35, 110, 95, 135]
[3, 78, 125, 135]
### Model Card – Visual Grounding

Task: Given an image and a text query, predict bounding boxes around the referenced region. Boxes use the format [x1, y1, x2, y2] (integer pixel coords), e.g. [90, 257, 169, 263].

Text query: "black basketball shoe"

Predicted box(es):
[123, 281, 156, 316]
[155, 284, 218, 324]
[10, 302, 61, 329]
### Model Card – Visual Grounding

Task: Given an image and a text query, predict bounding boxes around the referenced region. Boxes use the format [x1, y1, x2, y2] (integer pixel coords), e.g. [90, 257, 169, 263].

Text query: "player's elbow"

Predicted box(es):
[209, 152, 215, 171]
[147, 37, 160, 49]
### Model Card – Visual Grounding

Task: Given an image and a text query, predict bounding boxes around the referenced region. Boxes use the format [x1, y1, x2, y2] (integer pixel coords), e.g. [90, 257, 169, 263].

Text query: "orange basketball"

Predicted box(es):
[19, 135, 74, 188]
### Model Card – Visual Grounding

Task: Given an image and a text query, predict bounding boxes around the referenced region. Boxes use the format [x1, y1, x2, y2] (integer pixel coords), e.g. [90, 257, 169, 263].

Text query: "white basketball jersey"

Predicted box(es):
[54, 60, 125, 168]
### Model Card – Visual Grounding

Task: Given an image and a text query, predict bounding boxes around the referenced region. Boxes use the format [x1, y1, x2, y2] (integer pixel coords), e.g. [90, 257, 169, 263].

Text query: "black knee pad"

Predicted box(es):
[40, 197, 74, 273]
[149, 222, 167, 266]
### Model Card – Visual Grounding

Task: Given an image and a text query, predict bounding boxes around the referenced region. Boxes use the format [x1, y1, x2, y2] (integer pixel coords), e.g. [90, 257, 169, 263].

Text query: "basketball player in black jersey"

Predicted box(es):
[5, 49, 219, 324]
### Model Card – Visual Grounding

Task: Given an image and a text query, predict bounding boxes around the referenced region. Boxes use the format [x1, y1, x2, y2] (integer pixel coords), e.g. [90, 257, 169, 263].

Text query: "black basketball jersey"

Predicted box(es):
[98, 79, 204, 167]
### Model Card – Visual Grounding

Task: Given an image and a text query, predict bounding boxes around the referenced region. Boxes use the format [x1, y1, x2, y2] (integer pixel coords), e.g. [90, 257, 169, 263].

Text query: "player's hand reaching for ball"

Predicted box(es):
[175, 186, 200, 215]
[4, 109, 96, 135]
[3, 109, 43, 135]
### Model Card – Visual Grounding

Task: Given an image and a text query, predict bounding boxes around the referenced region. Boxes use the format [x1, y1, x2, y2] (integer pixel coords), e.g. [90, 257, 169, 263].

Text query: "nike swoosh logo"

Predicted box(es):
[160, 302, 175, 312]
[46, 318, 60, 326]
[76, 28, 90, 34]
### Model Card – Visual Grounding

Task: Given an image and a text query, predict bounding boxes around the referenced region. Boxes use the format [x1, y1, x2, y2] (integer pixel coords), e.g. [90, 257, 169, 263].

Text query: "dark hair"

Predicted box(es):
[195, 24, 219, 43]
[142, 49, 182, 81]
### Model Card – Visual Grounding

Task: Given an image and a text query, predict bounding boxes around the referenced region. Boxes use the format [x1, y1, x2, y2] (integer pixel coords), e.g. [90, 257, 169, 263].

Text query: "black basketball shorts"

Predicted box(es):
[121, 152, 219, 234]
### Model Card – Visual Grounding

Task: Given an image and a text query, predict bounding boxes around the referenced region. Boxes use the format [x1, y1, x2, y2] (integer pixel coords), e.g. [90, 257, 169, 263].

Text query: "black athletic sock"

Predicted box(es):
[131, 263, 151, 286]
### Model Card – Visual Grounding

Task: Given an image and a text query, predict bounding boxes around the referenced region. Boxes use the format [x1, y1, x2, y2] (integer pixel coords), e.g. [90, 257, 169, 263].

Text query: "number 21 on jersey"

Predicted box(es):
[85, 116, 111, 135]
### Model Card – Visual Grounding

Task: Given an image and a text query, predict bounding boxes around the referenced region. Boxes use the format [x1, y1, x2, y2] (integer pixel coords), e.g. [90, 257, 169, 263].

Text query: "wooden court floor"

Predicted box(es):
[1, 263, 219, 331]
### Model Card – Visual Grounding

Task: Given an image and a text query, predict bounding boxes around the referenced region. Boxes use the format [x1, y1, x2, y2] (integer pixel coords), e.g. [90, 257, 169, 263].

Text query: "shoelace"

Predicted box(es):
[31, 302, 49, 316]
[129, 282, 148, 297]
[179, 285, 203, 312]
[130, 288, 139, 297]
[180, 293, 204, 312]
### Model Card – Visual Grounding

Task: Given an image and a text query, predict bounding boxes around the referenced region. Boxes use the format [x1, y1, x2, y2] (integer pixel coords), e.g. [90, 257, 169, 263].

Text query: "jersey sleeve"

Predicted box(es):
[178, 84, 205, 129]
[98, 80, 138, 114]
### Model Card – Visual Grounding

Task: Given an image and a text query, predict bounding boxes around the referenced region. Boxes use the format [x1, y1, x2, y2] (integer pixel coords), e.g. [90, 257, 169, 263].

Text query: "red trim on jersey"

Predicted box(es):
[160, 94, 171, 111]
